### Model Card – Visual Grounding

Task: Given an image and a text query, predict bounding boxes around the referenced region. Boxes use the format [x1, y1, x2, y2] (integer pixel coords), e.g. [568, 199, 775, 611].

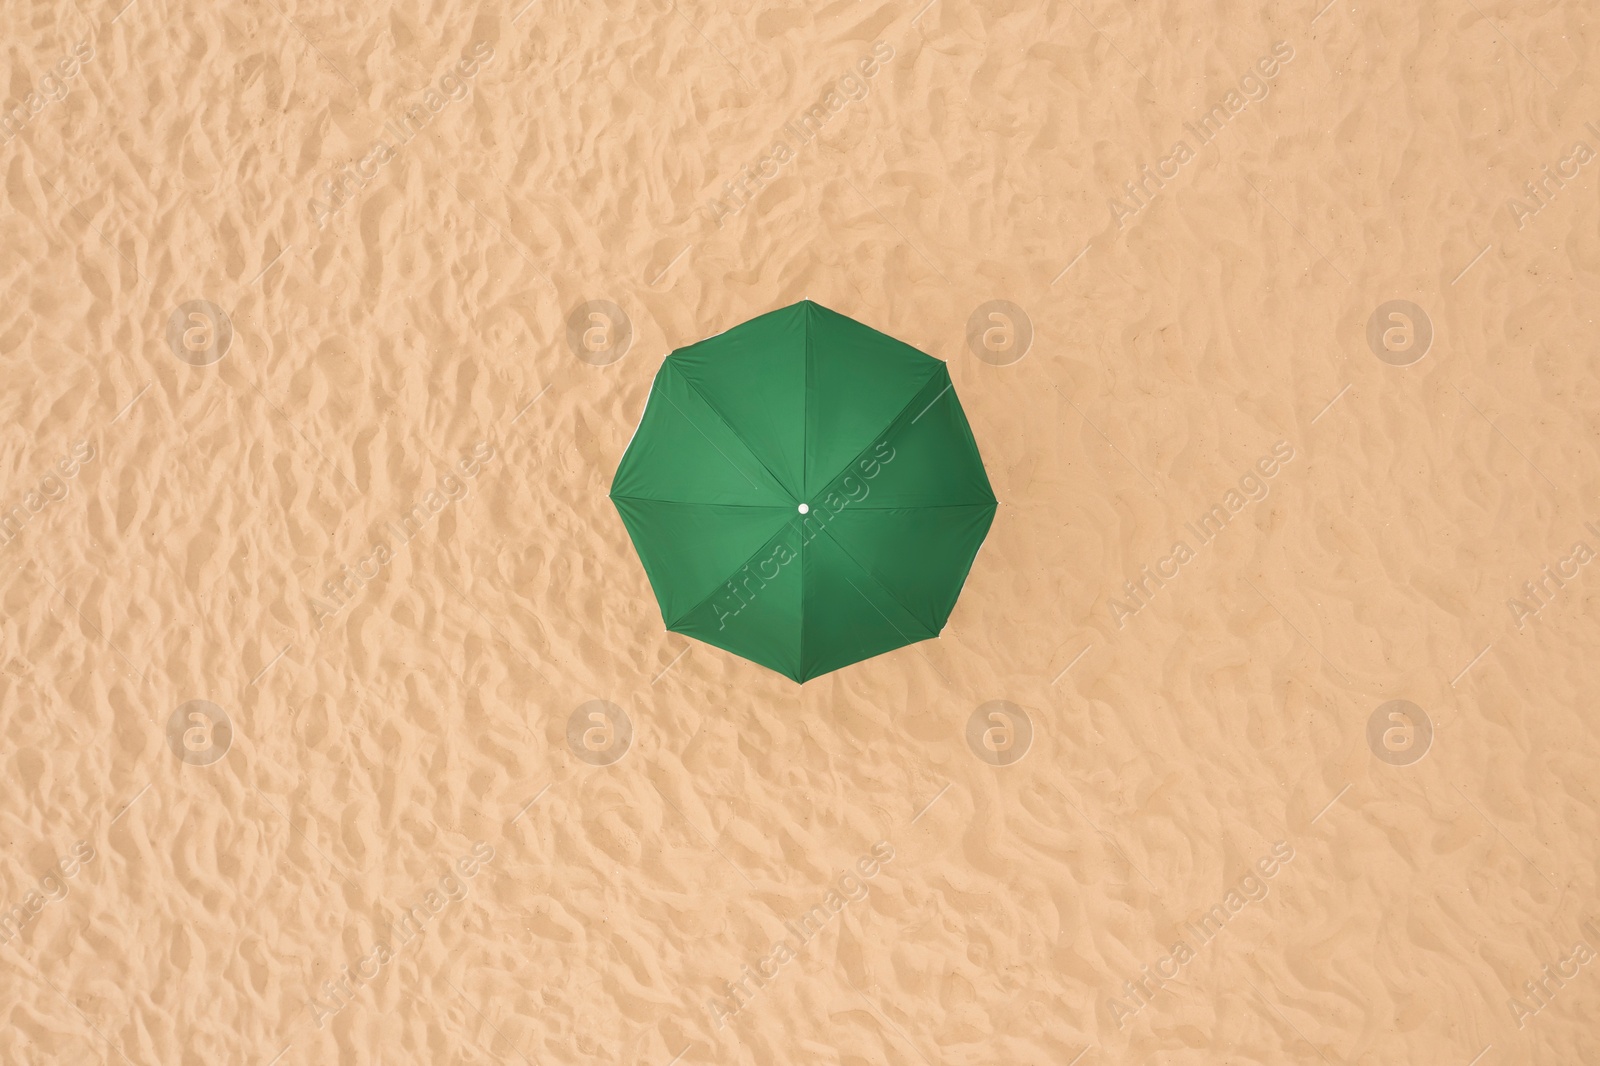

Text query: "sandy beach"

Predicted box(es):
[3, 0, 1600, 1062]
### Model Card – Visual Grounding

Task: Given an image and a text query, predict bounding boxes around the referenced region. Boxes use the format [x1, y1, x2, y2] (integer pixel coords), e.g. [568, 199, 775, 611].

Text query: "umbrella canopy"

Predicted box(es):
[610, 300, 996, 682]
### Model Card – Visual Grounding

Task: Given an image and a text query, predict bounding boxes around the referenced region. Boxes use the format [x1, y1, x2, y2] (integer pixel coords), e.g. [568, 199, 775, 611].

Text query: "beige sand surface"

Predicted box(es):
[3, 0, 1600, 1062]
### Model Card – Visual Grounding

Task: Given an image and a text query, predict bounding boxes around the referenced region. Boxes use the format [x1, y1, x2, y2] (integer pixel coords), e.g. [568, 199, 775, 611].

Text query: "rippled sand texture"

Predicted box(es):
[3, 0, 1600, 1062]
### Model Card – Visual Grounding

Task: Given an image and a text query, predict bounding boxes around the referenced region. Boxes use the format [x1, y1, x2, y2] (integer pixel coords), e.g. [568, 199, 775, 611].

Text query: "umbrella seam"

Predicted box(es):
[667, 619, 803, 683]
[648, 367, 777, 498]
[801, 301, 811, 673]
[668, 360, 800, 501]
[807, 503, 997, 642]
[815, 524, 940, 640]
[813, 567, 937, 684]
[808, 363, 949, 503]
[834, 502, 998, 511]
[663, 512, 801, 633]
[802, 300, 812, 499]
[610, 495, 791, 509]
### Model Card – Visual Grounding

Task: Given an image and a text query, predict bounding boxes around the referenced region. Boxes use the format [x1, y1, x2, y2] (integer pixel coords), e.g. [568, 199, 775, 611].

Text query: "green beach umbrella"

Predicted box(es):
[610, 300, 996, 682]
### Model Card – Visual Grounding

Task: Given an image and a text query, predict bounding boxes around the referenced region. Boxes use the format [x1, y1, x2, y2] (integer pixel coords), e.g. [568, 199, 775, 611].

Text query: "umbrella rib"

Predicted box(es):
[837, 566, 946, 684]
[819, 525, 938, 640]
[799, 509, 808, 678]
[801, 304, 811, 675]
[654, 386, 767, 493]
[662, 513, 799, 630]
[609, 494, 788, 509]
[667, 362, 799, 500]
[841, 500, 998, 511]
[801, 305, 811, 675]
[806, 365, 945, 502]
[802, 300, 811, 500]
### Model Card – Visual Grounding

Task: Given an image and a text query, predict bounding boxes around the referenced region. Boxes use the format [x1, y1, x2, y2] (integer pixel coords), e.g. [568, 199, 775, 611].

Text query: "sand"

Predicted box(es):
[2, 0, 1599, 1062]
